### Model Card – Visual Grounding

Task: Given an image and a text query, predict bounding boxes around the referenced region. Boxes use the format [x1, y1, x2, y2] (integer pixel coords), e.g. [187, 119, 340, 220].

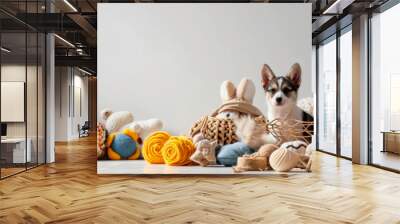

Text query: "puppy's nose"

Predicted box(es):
[276, 97, 282, 103]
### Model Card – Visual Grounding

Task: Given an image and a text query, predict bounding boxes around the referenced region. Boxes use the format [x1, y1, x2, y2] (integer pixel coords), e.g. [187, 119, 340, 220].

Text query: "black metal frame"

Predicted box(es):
[367, 11, 373, 166]
[0, 0, 48, 180]
[315, 44, 319, 152]
[336, 26, 341, 158]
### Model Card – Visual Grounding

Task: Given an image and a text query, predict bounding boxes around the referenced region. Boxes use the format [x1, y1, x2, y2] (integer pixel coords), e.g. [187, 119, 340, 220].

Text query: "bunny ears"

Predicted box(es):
[211, 78, 262, 118]
[220, 78, 256, 104]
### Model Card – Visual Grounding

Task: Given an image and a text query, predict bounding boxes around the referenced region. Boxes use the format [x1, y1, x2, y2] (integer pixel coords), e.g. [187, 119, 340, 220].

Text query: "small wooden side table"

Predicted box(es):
[381, 131, 400, 154]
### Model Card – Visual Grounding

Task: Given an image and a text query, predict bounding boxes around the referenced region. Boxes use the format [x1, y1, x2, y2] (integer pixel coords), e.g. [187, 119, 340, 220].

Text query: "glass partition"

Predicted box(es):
[0, 31, 28, 177]
[0, 2, 46, 179]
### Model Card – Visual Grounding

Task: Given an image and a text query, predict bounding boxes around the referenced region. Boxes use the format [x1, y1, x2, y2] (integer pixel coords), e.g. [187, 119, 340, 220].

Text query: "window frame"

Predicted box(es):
[367, 0, 400, 173]
[315, 24, 353, 161]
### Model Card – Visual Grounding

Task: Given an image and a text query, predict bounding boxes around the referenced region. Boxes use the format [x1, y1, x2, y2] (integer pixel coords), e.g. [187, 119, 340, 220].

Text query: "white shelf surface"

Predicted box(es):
[97, 160, 306, 175]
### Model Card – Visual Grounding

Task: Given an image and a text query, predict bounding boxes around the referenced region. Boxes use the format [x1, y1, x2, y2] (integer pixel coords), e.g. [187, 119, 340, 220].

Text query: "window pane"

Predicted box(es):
[318, 37, 337, 154]
[340, 29, 352, 158]
[371, 3, 400, 171]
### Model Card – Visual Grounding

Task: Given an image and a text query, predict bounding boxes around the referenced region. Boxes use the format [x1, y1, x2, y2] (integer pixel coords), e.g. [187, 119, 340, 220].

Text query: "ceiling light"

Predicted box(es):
[54, 34, 75, 48]
[63, 0, 78, 12]
[323, 0, 352, 15]
[78, 67, 93, 76]
[1, 47, 11, 53]
[323, 0, 341, 14]
[76, 48, 85, 55]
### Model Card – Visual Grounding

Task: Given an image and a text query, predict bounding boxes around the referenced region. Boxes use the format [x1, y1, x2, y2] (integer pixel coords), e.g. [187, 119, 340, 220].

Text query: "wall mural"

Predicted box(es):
[97, 4, 314, 175]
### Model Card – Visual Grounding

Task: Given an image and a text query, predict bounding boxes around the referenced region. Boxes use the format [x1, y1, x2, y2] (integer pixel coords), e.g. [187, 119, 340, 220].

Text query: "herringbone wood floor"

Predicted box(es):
[1, 136, 400, 224]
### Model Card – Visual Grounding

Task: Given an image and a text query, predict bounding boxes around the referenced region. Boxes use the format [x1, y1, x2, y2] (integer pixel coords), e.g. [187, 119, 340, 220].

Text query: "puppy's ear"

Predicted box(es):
[261, 64, 275, 89]
[286, 63, 302, 89]
[237, 78, 256, 103]
[220, 80, 236, 103]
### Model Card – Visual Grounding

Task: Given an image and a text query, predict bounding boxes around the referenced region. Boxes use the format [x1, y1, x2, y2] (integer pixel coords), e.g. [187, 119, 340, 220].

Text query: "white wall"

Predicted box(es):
[1, 66, 26, 139]
[1, 65, 41, 138]
[55, 67, 89, 141]
[98, 4, 312, 134]
[72, 73, 89, 138]
[55, 67, 68, 141]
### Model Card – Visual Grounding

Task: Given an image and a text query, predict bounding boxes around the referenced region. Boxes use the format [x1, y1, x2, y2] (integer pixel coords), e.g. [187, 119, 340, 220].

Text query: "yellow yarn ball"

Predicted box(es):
[142, 131, 171, 164]
[161, 136, 195, 166]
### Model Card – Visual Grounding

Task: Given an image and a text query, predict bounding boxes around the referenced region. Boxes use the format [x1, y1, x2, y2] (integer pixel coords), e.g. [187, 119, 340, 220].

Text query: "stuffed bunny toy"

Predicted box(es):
[100, 109, 163, 139]
[213, 78, 276, 150]
[214, 78, 258, 122]
[190, 78, 262, 144]
[190, 78, 265, 166]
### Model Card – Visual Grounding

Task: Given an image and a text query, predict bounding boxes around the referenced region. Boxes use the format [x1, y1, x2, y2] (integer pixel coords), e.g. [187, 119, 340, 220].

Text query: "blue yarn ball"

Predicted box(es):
[111, 134, 137, 159]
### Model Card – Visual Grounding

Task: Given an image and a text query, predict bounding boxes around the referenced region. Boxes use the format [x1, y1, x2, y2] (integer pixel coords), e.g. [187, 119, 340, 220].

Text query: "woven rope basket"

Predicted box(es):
[189, 116, 313, 145]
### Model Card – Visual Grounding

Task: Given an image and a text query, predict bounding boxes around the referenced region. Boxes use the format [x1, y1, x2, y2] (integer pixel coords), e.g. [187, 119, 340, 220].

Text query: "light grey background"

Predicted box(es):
[98, 3, 312, 134]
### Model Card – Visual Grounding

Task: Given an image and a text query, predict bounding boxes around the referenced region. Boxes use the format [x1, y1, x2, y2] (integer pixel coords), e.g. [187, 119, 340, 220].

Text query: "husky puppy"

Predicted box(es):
[233, 64, 314, 149]
[261, 63, 313, 123]
[261, 63, 313, 143]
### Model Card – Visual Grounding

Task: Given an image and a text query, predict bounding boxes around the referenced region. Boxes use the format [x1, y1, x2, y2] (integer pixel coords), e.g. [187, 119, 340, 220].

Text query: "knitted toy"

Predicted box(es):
[100, 109, 163, 139]
[233, 144, 278, 172]
[234, 156, 267, 172]
[257, 144, 280, 159]
[269, 140, 312, 172]
[190, 116, 240, 145]
[106, 129, 142, 160]
[213, 78, 262, 118]
[97, 123, 107, 159]
[161, 136, 195, 166]
[214, 78, 260, 121]
[281, 140, 308, 155]
[190, 136, 219, 166]
[190, 116, 313, 148]
[297, 97, 314, 117]
[127, 119, 164, 140]
[190, 78, 263, 146]
[142, 131, 171, 164]
[189, 78, 314, 150]
[142, 131, 196, 166]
